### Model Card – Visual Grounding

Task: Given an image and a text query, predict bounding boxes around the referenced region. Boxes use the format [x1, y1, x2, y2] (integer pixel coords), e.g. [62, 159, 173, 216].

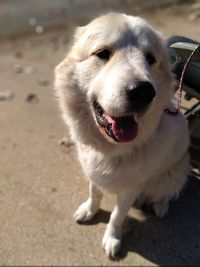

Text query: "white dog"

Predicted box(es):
[54, 13, 189, 258]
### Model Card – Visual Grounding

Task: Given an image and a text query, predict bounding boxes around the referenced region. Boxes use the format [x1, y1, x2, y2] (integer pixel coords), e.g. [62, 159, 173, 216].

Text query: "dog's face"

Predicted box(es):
[55, 13, 174, 147]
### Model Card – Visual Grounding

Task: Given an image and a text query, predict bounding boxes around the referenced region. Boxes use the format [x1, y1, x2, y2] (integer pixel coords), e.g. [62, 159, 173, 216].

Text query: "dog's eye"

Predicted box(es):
[95, 49, 111, 60]
[145, 52, 156, 65]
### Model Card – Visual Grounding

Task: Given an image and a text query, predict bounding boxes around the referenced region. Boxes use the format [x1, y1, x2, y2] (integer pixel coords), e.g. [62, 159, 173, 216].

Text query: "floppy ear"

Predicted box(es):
[54, 56, 74, 81]
[74, 26, 87, 41]
[54, 56, 75, 97]
[54, 54, 85, 105]
[54, 23, 88, 110]
[70, 25, 89, 61]
[54, 35, 97, 145]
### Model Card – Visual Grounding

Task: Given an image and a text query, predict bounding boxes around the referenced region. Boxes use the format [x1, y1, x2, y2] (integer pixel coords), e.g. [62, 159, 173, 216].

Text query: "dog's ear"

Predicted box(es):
[54, 55, 81, 98]
[74, 26, 87, 41]
[54, 25, 83, 93]
[54, 56, 74, 77]
[70, 25, 89, 61]
[54, 56, 76, 95]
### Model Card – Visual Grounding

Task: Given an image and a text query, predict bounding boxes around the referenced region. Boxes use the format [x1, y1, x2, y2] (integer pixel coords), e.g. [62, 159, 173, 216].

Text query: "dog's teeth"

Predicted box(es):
[93, 101, 103, 114]
[96, 114, 108, 127]
[105, 123, 118, 142]
[100, 117, 108, 126]
[105, 124, 112, 135]
[97, 108, 103, 114]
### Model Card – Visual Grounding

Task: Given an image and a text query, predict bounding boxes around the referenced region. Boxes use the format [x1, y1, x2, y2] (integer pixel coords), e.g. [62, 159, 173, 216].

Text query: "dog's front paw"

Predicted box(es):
[102, 226, 121, 258]
[74, 199, 99, 222]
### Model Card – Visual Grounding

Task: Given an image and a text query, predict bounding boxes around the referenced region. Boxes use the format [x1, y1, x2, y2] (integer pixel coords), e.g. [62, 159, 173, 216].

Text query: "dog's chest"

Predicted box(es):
[78, 146, 153, 193]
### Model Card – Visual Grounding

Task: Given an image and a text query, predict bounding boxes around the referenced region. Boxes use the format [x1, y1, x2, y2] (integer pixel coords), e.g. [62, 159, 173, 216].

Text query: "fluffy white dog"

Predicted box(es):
[54, 13, 189, 258]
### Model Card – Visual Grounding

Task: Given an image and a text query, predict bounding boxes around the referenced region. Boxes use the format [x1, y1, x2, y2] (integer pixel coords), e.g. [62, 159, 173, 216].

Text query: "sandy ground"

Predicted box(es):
[0, 3, 200, 266]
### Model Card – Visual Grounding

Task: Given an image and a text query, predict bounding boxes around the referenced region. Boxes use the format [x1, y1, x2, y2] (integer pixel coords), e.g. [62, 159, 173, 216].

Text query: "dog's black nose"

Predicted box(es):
[126, 81, 156, 112]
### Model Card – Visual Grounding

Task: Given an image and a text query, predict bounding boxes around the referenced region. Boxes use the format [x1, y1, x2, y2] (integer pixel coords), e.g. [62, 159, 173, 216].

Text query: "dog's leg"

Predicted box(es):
[74, 181, 103, 222]
[102, 191, 136, 258]
[152, 153, 189, 218]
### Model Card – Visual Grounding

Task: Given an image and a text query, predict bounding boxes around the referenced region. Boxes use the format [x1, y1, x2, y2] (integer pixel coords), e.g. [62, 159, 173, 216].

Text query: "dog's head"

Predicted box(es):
[55, 13, 174, 148]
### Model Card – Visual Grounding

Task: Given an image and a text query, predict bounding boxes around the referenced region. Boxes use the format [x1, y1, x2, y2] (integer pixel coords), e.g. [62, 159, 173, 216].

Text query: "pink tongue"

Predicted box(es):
[104, 112, 138, 142]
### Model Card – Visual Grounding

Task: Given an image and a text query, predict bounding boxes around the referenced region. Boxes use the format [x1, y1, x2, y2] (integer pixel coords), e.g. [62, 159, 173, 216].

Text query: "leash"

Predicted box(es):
[164, 44, 200, 115]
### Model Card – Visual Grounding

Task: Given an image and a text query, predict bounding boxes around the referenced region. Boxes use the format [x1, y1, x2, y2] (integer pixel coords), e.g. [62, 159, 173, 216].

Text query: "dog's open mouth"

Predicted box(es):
[93, 101, 138, 142]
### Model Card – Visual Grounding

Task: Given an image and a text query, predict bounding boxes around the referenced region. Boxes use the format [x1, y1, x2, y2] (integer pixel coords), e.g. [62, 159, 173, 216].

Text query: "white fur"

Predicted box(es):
[54, 13, 189, 258]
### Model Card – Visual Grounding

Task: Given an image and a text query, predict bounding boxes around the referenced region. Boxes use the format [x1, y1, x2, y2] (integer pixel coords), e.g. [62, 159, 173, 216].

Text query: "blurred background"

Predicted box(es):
[1, 0, 200, 37]
[0, 0, 200, 266]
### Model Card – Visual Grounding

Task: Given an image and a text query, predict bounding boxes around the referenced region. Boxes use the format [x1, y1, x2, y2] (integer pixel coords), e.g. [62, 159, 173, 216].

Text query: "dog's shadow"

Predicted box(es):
[86, 174, 200, 265]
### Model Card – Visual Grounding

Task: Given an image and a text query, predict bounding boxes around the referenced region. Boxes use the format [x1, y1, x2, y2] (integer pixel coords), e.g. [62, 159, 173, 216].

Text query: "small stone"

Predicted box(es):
[25, 93, 39, 104]
[14, 51, 23, 59]
[37, 78, 50, 86]
[0, 91, 15, 101]
[51, 187, 57, 193]
[58, 137, 74, 147]
[12, 64, 23, 74]
[35, 25, 44, 34]
[28, 17, 37, 26]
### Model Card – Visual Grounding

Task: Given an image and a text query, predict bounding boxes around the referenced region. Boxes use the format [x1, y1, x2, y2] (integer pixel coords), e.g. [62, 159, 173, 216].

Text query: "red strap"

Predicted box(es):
[164, 44, 200, 116]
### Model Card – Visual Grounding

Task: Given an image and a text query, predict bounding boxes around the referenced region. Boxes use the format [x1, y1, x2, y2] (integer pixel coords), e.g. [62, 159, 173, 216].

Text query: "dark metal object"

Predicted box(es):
[168, 36, 200, 168]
